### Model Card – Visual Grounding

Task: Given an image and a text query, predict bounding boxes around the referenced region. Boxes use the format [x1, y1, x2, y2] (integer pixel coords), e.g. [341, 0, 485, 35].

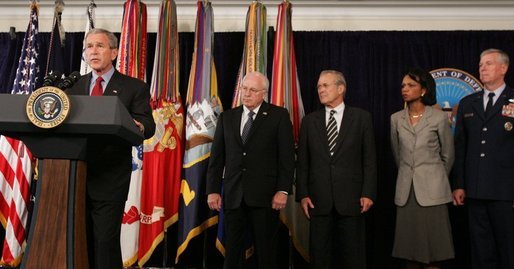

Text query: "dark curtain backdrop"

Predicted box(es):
[1, 30, 514, 269]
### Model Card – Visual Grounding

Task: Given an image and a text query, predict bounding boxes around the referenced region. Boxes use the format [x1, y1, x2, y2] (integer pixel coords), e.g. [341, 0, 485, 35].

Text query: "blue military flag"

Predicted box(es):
[176, 0, 222, 264]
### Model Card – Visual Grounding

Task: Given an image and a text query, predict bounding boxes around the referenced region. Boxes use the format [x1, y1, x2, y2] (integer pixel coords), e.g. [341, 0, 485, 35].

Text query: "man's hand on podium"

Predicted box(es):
[133, 119, 144, 133]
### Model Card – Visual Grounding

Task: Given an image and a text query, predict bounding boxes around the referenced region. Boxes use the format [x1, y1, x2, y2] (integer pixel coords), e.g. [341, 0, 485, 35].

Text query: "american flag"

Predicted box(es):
[0, 2, 38, 266]
[12, 3, 40, 94]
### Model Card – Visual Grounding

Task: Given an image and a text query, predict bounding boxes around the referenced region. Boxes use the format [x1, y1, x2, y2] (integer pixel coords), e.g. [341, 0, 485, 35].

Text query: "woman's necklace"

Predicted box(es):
[410, 113, 423, 119]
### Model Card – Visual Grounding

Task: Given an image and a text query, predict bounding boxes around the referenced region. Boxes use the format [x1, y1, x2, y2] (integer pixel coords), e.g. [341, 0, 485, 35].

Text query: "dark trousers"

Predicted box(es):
[467, 199, 514, 269]
[223, 201, 280, 269]
[309, 208, 366, 269]
[86, 197, 126, 269]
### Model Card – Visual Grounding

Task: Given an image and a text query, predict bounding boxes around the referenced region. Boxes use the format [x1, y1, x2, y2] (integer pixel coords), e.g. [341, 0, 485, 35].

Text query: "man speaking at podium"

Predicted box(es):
[66, 28, 155, 269]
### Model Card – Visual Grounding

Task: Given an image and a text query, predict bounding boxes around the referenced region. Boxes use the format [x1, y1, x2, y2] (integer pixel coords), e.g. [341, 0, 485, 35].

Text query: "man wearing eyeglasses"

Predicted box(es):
[206, 72, 295, 269]
[296, 70, 377, 268]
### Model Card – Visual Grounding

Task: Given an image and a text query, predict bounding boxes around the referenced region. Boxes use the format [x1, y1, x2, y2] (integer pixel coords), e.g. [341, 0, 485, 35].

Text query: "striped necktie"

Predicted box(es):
[327, 110, 338, 155]
[241, 111, 255, 144]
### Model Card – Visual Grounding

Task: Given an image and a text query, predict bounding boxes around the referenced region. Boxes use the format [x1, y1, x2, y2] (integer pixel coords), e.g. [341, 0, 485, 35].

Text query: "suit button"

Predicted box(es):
[480, 153, 485, 157]
[242, 168, 247, 172]
[243, 152, 247, 156]
[481, 140, 486, 144]
[482, 127, 488, 131]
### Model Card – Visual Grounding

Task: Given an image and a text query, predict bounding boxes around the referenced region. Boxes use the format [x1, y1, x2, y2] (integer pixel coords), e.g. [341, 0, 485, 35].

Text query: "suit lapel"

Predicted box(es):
[313, 109, 331, 156]
[73, 73, 92, 95]
[413, 105, 433, 133]
[399, 108, 415, 135]
[103, 70, 122, 96]
[485, 87, 512, 121]
[471, 91, 486, 121]
[233, 106, 244, 146]
[244, 102, 270, 145]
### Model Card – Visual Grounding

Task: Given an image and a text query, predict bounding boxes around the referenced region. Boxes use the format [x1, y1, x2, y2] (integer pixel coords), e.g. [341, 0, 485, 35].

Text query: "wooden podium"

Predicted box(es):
[0, 94, 143, 269]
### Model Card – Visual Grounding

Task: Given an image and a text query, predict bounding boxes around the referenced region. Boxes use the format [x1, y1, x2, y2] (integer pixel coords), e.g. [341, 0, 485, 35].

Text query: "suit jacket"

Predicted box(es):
[66, 70, 155, 201]
[390, 106, 454, 207]
[453, 87, 514, 201]
[296, 106, 377, 216]
[206, 102, 295, 210]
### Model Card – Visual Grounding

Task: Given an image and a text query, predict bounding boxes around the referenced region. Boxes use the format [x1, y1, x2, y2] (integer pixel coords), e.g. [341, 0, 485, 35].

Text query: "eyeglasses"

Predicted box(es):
[317, 82, 339, 90]
[241, 86, 265, 94]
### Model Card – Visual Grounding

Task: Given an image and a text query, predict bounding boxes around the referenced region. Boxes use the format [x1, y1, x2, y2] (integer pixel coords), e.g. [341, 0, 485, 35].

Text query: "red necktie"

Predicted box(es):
[91, 76, 104, 96]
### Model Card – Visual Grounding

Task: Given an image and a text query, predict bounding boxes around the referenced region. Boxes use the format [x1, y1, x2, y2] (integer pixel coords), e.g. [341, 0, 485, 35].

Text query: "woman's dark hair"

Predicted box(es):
[405, 68, 437, 106]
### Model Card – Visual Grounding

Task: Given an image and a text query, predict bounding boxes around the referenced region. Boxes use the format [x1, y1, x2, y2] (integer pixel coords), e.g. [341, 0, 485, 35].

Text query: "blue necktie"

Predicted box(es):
[241, 111, 255, 144]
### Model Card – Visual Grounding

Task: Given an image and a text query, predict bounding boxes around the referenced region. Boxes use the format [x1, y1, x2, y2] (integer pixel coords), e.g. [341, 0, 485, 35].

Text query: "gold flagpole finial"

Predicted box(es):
[29, 0, 39, 9]
[55, 0, 65, 12]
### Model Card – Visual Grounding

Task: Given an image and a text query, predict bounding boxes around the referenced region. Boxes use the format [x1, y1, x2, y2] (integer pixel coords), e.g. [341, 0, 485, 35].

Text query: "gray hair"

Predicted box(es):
[481, 48, 510, 66]
[242, 71, 270, 92]
[320, 70, 347, 88]
[86, 28, 118, 49]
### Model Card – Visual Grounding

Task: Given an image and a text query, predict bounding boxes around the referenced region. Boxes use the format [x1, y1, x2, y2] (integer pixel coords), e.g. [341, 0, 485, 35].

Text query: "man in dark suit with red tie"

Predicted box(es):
[66, 28, 155, 269]
[296, 70, 377, 269]
[206, 72, 295, 269]
[453, 48, 514, 269]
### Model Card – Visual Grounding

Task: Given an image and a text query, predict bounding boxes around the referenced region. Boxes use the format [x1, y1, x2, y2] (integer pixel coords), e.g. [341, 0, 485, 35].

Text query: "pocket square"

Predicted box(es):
[464, 113, 474, 118]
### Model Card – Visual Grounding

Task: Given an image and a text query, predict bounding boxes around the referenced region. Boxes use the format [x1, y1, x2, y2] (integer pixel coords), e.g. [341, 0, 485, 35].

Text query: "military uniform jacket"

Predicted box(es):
[453, 87, 514, 201]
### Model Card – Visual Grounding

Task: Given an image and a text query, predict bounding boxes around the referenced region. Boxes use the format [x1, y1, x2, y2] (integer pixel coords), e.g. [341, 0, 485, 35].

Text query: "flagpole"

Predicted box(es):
[202, 230, 208, 269]
[162, 229, 168, 268]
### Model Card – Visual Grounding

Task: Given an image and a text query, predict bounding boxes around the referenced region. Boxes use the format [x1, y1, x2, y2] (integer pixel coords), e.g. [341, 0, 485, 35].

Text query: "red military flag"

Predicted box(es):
[138, 0, 183, 267]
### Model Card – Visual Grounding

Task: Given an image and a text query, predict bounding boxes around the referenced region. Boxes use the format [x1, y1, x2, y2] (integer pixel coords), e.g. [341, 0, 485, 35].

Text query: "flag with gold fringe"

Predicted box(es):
[137, 0, 183, 267]
[270, 0, 309, 262]
[0, 1, 38, 266]
[231, 1, 267, 108]
[117, 0, 148, 266]
[176, 0, 222, 263]
[117, 0, 147, 81]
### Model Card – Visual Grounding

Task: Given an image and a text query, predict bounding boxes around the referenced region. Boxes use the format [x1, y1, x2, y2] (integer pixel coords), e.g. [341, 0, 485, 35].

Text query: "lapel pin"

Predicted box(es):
[263, 112, 268, 115]
[505, 121, 513, 131]
[113, 90, 118, 94]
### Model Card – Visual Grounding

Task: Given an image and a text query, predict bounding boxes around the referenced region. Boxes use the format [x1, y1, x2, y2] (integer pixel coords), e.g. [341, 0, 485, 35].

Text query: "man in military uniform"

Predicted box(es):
[453, 48, 514, 269]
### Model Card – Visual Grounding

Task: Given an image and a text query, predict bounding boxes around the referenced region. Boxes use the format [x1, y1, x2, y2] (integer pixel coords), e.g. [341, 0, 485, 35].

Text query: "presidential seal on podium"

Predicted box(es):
[26, 86, 70, 128]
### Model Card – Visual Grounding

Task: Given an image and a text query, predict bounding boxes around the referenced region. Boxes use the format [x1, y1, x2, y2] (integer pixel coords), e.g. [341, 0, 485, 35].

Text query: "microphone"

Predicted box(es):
[42, 71, 62, 87]
[58, 71, 82, 90]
